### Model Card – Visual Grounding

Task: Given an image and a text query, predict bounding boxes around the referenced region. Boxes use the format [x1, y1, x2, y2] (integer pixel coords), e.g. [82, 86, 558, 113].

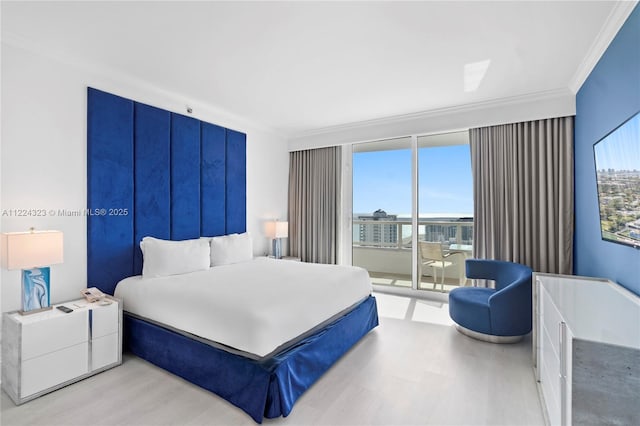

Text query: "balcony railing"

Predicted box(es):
[352, 218, 474, 292]
[353, 219, 473, 248]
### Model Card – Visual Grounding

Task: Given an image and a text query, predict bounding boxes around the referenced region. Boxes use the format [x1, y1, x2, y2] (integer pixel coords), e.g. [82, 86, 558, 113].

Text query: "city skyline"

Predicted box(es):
[594, 112, 640, 172]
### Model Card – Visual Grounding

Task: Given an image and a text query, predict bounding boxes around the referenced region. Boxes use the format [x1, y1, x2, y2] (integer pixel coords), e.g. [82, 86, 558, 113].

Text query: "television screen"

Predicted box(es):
[593, 111, 640, 249]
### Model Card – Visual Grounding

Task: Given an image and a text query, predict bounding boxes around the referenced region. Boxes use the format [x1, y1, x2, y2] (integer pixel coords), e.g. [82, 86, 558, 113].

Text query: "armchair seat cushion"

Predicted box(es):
[449, 287, 494, 335]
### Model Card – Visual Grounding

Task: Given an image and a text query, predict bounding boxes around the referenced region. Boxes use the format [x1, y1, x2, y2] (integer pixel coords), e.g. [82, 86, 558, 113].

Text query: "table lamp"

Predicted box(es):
[267, 220, 288, 259]
[1, 229, 64, 315]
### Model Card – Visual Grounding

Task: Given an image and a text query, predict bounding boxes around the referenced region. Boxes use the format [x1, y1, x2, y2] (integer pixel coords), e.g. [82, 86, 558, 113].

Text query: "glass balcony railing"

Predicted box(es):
[353, 218, 473, 248]
[352, 218, 474, 293]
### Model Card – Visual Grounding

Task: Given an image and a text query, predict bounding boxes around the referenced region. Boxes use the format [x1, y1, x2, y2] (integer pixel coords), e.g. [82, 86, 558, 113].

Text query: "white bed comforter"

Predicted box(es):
[114, 257, 372, 358]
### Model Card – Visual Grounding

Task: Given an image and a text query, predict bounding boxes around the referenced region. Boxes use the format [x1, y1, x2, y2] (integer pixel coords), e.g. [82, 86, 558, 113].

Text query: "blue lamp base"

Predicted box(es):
[20, 267, 53, 315]
[272, 238, 282, 259]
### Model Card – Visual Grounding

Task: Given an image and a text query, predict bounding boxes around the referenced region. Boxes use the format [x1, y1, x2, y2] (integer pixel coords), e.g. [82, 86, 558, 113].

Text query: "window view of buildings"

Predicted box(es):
[593, 112, 640, 248]
[354, 210, 473, 249]
[356, 209, 398, 245]
[596, 169, 640, 247]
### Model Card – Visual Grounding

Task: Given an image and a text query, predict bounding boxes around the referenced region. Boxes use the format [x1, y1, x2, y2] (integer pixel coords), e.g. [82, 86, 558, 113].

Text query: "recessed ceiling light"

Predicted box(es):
[464, 59, 491, 92]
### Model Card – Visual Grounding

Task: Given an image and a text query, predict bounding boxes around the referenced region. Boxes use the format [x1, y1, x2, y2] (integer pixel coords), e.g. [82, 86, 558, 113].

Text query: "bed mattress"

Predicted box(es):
[114, 257, 372, 358]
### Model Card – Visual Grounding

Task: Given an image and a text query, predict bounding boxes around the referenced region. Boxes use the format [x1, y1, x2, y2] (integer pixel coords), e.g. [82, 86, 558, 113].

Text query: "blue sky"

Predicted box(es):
[353, 144, 473, 216]
[594, 112, 640, 171]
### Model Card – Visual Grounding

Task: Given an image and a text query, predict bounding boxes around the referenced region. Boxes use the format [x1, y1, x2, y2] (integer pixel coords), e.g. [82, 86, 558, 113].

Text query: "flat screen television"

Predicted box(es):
[593, 111, 640, 249]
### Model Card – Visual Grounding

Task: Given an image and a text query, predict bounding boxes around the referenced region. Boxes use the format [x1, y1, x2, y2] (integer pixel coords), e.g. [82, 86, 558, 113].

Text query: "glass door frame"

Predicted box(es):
[410, 135, 419, 291]
[346, 130, 470, 300]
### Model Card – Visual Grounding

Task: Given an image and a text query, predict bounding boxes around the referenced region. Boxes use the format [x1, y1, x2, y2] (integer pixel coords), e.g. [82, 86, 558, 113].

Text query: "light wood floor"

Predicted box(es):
[369, 272, 471, 294]
[1, 293, 544, 425]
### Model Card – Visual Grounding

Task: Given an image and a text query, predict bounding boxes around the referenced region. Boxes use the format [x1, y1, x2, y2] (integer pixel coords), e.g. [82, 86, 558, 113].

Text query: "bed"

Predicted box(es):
[86, 87, 379, 422]
[112, 254, 378, 421]
[115, 256, 373, 360]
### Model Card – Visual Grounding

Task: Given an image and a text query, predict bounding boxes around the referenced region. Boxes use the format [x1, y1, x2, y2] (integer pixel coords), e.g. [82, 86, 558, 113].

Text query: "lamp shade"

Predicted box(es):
[274, 221, 288, 238]
[1, 230, 64, 270]
[266, 221, 288, 239]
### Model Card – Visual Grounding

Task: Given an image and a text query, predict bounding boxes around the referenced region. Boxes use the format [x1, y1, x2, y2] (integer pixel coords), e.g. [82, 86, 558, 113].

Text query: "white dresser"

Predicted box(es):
[2, 297, 122, 404]
[534, 273, 640, 425]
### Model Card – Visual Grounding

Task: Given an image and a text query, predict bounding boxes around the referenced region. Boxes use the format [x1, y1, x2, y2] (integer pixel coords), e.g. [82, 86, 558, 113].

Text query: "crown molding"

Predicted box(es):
[291, 88, 573, 140]
[568, 0, 638, 94]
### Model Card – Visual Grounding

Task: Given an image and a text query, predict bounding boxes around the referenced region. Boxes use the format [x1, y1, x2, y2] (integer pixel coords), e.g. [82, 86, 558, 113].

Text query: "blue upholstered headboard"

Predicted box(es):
[87, 88, 246, 295]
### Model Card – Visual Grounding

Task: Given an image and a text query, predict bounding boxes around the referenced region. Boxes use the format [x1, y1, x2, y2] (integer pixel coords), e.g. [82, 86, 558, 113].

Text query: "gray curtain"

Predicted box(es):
[288, 147, 341, 264]
[470, 116, 574, 274]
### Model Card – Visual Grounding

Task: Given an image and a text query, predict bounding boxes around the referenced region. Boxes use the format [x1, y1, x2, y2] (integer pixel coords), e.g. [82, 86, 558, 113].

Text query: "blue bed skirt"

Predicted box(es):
[124, 295, 379, 423]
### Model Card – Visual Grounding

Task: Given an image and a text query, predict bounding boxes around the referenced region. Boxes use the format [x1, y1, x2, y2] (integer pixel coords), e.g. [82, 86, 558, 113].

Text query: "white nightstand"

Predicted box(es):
[1, 296, 122, 405]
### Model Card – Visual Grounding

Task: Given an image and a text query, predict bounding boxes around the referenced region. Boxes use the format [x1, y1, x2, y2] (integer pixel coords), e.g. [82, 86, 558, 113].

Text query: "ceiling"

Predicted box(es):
[1, 1, 625, 136]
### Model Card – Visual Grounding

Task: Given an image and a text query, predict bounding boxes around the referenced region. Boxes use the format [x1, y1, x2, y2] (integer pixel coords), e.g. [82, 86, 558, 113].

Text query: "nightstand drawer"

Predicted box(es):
[92, 333, 119, 370]
[91, 302, 118, 339]
[22, 342, 89, 397]
[22, 312, 89, 360]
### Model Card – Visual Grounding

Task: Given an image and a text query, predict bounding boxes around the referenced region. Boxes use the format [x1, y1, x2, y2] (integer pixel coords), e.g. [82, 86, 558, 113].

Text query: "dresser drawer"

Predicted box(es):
[540, 327, 561, 403]
[22, 311, 89, 360]
[540, 354, 561, 426]
[541, 286, 562, 358]
[21, 342, 89, 397]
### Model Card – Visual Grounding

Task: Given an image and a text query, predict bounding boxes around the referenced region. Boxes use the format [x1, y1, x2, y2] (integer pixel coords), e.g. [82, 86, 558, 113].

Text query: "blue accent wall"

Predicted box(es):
[575, 5, 640, 295]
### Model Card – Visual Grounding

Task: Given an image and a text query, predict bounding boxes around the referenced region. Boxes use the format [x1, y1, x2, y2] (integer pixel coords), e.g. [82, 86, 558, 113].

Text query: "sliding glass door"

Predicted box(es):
[352, 132, 473, 294]
[417, 133, 473, 292]
[352, 137, 413, 289]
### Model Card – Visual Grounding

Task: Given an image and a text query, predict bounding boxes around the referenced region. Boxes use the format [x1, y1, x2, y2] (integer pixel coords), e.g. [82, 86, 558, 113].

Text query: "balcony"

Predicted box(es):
[353, 218, 473, 293]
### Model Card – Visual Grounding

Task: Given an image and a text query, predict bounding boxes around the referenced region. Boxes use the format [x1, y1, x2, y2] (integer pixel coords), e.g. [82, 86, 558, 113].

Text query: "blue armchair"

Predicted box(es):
[448, 259, 533, 342]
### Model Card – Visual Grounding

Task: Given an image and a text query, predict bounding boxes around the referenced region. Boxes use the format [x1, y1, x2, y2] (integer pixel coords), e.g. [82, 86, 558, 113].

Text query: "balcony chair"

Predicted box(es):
[448, 259, 533, 343]
[418, 241, 456, 292]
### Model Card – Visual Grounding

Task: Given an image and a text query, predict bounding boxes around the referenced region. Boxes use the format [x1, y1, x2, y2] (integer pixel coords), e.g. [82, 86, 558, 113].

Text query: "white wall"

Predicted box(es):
[1, 43, 289, 312]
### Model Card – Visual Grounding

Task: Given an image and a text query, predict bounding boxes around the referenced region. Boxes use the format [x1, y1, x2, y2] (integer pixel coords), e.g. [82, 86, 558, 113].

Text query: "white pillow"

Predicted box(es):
[209, 232, 253, 266]
[141, 236, 210, 278]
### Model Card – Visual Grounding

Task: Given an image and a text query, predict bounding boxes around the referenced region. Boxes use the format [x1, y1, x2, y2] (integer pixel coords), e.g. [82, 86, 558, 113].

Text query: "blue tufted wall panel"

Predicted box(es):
[133, 103, 171, 274]
[171, 113, 202, 241]
[87, 88, 135, 293]
[201, 122, 226, 237]
[88, 88, 246, 294]
[226, 130, 247, 234]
